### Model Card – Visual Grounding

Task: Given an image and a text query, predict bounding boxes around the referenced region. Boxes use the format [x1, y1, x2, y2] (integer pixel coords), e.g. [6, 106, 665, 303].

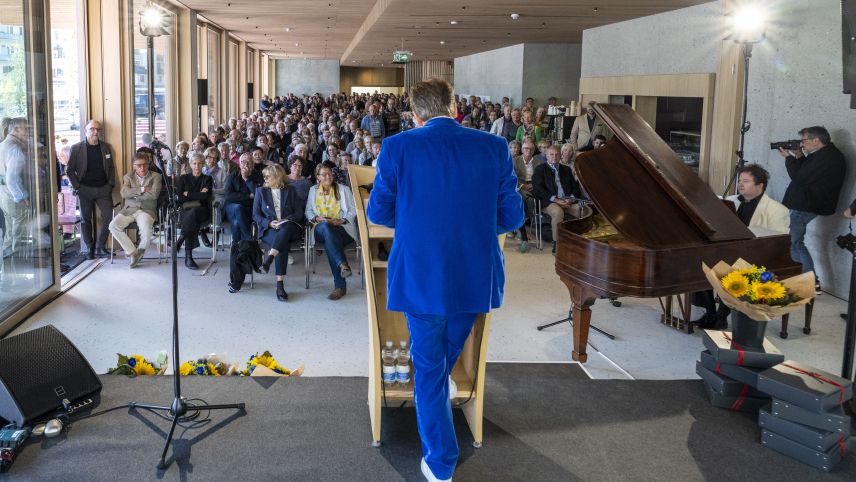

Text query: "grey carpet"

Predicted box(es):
[2, 363, 852, 481]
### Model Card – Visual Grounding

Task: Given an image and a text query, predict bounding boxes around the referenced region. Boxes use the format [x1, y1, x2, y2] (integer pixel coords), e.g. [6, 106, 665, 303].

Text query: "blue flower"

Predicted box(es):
[760, 271, 774, 282]
[197, 366, 204, 375]
[128, 358, 137, 367]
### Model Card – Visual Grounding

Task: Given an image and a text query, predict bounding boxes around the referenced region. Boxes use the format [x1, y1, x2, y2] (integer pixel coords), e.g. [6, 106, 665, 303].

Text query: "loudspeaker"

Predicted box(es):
[247, 82, 254, 99]
[0, 325, 101, 426]
[197, 79, 209, 106]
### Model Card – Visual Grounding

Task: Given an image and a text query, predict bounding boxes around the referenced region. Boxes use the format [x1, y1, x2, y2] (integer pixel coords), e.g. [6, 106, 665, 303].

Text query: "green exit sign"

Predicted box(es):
[393, 51, 412, 64]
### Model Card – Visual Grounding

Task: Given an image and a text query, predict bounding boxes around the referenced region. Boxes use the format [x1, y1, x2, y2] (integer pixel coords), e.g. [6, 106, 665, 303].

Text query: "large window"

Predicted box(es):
[227, 39, 238, 118]
[206, 27, 220, 132]
[130, 0, 175, 149]
[0, 0, 58, 324]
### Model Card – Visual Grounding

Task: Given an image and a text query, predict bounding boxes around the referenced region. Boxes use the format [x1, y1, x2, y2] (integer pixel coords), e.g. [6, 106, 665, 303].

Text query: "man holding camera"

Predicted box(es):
[778, 126, 846, 293]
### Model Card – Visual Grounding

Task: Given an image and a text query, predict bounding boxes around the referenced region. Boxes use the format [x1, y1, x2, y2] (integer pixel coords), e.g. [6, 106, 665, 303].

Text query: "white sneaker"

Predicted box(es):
[449, 376, 457, 399]
[421, 458, 451, 482]
[287, 254, 294, 265]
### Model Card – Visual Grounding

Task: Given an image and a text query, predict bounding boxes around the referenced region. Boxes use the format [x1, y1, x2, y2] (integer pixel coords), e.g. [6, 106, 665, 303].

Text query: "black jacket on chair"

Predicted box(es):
[532, 162, 582, 207]
[229, 239, 262, 290]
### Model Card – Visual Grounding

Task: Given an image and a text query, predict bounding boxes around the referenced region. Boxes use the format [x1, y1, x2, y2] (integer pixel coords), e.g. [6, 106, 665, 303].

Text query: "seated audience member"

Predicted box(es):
[223, 153, 262, 244]
[305, 163, 358, 300]
[203, 147, 229, 247]
[252, 164, 304, 301]
[351, 136, 369, 166]
[490, 105, 512, 138]
[218, 141, 238, 168]
[560, 143, 576, 167]
[367, 139, 382, 167]
[334, 152, 353, 187]
[508, 139, 522, 158]
[167, 141, 191, 178]
[692, 164, 790, 328]
[512, 140, 543, 252]
[175, 154, 213, 270]
[533, 144, 583, 254]
[534, 139, 551, 163]
[251, 147, 267, 177]
[592, 134, 607, 149]
[286, 156, 313, 209]
[516, 110, 542, 144]
[108, 152, 162, 268]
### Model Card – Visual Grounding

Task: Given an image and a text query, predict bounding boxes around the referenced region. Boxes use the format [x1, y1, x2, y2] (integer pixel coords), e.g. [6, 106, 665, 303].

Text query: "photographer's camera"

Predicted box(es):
[770, 140, 802, 151]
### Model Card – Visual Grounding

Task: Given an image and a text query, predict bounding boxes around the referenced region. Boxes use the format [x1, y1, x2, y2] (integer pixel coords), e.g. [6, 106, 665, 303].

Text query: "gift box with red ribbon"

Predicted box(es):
[703, 380, 768, 412]
[757, 360, 854, 413]
[699, 350, 765, 387]
[759, 406, 848, 452]
[771, 398, 851, 434]
[696, 361, 766, 398]
[702, 329, 784, 368]
[761, 428, 851, 472]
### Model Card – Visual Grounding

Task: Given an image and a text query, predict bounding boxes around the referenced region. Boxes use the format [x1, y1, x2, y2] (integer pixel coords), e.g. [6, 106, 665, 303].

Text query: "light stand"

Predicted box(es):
[839, 232, 856, 418]
[129, 3, 245, 470]
[721, 4, 766, 197]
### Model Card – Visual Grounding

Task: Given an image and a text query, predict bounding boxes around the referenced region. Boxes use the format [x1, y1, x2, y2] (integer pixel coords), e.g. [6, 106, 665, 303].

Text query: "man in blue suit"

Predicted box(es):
[367, 78, 523, 481]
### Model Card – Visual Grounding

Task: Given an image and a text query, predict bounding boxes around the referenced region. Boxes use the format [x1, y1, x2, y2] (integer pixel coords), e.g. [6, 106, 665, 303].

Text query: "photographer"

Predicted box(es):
[777, 126, 846, 293]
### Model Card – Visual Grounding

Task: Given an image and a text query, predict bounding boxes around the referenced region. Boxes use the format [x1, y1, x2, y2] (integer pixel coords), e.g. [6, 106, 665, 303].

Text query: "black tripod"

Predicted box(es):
[536, 304, 616, 340]
[839, 234, 856, 417]
[722, 42, 754, 198]
[128, 180, 245, 470]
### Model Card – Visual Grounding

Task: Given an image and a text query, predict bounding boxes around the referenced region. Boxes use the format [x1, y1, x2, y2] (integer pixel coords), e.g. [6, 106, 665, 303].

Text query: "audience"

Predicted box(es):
[109, 152, 162, 268]
[175, 153, 213, 270]
[223, 153, 262, 243]
[532, 145, 583, 254]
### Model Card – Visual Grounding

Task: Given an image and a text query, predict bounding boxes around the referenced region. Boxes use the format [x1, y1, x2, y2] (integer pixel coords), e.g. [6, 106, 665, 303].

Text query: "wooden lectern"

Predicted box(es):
[348, 165, 495, 449]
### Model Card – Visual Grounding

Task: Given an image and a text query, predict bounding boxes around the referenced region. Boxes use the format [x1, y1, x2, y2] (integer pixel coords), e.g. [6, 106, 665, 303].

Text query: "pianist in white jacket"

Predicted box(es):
[726, 164, 790, 234]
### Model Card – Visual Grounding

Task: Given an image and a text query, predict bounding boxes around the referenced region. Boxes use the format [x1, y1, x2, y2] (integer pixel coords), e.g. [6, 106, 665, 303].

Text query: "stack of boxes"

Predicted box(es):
[696, 329, 783, 413]
[757, 360, 854, 472]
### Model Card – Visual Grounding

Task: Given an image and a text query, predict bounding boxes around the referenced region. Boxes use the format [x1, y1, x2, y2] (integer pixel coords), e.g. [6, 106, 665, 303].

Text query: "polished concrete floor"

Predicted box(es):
[10, 237, 852, 381]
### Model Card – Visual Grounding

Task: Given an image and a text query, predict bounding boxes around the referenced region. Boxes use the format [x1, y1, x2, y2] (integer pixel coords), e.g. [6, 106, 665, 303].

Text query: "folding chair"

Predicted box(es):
[306, 221, 363, 289]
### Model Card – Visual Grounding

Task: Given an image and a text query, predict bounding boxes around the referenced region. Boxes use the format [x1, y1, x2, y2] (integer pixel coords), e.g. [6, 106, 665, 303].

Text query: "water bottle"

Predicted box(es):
[396, 340, 411, 385]
[382, 340, 396, 387]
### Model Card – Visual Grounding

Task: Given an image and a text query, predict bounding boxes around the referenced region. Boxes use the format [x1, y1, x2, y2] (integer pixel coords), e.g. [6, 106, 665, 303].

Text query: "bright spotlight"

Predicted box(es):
[730, 4, 766, 43]
[140, 2, 168, 37]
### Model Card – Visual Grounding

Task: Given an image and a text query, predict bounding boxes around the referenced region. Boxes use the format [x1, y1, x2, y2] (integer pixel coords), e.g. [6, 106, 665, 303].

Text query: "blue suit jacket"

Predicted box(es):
[252, 186, 302, 238]
[367, 117, 524, 315]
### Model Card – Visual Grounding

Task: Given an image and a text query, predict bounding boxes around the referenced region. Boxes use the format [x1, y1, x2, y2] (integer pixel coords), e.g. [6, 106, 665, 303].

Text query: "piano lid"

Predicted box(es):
[573, 103, 753, 249]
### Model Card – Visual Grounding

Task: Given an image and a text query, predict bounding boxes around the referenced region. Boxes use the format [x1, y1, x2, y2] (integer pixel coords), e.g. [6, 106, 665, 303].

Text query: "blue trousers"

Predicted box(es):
[314, 222, 354, 289]
[260, 222, 303, 276]
[405, 312, 477, 480]
[225, 203, 252, 243]
[789, 210, 817, 274]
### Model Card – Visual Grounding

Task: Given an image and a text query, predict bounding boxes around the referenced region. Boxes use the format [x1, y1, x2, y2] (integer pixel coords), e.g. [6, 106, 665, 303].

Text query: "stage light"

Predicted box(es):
[730, 3, 766, 44]
[139, 1, 168, 37]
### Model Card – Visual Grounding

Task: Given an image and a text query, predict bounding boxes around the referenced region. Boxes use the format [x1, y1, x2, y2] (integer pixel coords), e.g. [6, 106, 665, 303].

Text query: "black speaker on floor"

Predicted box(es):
[197, 79, 209, 106]
[0, 325, 101, 426]
[247, 82, 254, 99]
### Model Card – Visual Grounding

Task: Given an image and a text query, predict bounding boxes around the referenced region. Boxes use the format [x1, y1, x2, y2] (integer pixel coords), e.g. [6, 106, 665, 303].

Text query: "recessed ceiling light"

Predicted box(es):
[450, 20, 458, 25]
[285, 27, 292, 32]
[295, 42, 299, 46]
[440, 40, 445, 45]
[510, 13, 520, 20]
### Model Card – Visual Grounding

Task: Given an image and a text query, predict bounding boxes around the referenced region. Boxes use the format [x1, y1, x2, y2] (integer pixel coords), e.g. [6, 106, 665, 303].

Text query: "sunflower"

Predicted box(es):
[134, 361, 156, 376]
[207, 363, 221, 376]
[721, 271, 750, 298]
[179, 362, 194, 376]
[751, 281, 787, 302]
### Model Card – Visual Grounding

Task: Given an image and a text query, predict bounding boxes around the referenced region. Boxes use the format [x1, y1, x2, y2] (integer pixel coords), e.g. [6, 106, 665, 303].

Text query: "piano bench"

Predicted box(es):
[778, 300, 814, 339]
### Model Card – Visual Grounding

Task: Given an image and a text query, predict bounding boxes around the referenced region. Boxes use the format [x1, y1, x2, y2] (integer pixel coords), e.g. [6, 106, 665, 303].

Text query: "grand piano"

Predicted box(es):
[556, 103, 803, 363]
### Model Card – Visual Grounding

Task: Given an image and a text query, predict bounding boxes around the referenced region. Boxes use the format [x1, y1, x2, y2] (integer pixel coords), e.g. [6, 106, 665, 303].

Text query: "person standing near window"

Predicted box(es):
[66, 120, 116, 260]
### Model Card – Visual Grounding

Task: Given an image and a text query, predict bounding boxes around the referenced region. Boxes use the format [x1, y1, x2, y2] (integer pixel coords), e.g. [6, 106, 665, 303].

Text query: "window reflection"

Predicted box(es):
[0, 1, 57, 318]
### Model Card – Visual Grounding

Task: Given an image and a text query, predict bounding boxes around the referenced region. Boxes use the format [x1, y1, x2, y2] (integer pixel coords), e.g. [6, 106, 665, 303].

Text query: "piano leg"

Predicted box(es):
[562, 280, 597, 363]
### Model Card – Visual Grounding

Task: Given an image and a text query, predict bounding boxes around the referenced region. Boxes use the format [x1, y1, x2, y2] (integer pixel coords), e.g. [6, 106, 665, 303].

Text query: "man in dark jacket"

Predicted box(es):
[532, 144, 583, 253]
[778, 126, 846, 291]
[223, 153, 262, 243]
[66, 120, 116, 259]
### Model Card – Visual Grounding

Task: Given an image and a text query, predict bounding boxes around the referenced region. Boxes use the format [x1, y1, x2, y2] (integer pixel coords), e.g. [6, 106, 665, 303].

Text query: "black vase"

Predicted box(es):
[730, 310, 768, 350]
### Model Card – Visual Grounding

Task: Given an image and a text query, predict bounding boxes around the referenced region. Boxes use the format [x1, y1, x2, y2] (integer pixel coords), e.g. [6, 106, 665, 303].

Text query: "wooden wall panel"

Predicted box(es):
[339, 66, 403, 92]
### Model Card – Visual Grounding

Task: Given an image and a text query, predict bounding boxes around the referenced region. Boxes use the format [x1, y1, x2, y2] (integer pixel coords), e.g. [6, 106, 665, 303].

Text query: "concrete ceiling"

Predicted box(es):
[179, 0, 711, 67]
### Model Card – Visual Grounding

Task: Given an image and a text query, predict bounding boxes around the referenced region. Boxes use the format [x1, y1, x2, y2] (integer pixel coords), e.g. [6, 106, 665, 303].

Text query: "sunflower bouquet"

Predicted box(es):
[703, 258, 815, 321]
[243, 351, 302, 377]
[107, 352, 168, 376]
[179, 358, 223, 376]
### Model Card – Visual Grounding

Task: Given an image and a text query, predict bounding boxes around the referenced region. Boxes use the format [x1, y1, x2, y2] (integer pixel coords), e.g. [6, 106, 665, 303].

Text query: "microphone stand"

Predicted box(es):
[128, 163, 245, 470]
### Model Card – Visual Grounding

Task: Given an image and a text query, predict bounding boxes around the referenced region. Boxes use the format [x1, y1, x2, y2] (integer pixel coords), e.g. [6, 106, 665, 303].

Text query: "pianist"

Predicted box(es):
[693, 164, 789, 328]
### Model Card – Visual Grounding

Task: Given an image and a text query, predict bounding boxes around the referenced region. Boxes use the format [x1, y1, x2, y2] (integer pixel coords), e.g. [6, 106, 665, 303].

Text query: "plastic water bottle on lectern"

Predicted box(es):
[382, 340, 397, 387]
[396, 341, 411, 385]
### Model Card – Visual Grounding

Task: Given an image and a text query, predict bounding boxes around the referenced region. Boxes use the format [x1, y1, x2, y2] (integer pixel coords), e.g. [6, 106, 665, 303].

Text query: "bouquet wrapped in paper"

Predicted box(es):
[243, 351, 304, 377]
[702, 259, 815, 321]
[179, 353, 243, 376]
[107, 351, 168, 376]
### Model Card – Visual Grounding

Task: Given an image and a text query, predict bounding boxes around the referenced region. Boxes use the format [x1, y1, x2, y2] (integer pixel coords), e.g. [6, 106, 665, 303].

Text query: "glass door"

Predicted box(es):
[0, 0, 58, 330]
